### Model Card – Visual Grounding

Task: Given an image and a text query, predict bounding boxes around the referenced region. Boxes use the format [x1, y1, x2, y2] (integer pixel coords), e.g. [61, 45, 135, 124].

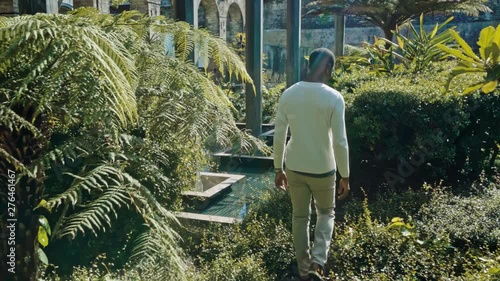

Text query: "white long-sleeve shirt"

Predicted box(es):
[273, 81, 350, 178]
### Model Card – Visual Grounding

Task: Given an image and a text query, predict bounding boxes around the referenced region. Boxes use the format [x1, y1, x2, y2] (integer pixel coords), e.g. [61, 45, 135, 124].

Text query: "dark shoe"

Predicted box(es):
[308, 262, 325, 281]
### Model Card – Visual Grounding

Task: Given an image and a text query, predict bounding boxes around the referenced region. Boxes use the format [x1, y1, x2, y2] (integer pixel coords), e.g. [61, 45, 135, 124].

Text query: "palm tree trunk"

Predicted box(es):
[0, 105, 47, 281]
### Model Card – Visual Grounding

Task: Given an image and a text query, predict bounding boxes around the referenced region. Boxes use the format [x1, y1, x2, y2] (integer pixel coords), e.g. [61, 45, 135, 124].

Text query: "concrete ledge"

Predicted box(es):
[182, 172, 245, 199]
[175, 212, 241, 224]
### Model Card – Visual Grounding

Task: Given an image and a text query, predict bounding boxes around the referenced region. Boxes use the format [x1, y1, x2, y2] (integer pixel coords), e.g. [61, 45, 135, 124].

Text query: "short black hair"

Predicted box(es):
[308, 48, 335, 73]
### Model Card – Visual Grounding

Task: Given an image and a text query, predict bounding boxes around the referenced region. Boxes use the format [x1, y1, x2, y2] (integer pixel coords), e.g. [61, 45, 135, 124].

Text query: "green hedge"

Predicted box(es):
[186, 178, 500, 281]
[336, 62, 500, 193]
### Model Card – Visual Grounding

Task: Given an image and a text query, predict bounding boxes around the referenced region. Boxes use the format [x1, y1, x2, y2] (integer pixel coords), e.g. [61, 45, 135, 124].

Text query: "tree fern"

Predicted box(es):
[1, 9, 268, 280]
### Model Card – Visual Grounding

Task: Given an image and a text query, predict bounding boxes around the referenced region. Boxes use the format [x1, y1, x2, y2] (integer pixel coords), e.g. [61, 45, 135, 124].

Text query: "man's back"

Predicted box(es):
[273, 81, 349, 177]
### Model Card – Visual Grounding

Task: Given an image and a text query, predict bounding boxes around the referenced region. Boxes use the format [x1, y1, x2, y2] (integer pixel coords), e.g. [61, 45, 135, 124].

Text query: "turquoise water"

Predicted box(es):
[185, 168, 274, 218]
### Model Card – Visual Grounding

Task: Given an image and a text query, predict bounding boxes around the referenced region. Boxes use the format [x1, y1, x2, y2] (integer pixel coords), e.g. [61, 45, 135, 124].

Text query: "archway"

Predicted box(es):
[226, 3, 243, 44]
[197, 0, 219, 36]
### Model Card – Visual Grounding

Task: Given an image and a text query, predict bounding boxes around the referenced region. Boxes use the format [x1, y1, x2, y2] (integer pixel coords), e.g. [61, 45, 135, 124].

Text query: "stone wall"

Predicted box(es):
[0, 0, 16, 15]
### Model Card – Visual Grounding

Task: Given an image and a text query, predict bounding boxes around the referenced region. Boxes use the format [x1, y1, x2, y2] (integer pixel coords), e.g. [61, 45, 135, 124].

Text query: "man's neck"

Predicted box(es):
[303, 74, 325, 84]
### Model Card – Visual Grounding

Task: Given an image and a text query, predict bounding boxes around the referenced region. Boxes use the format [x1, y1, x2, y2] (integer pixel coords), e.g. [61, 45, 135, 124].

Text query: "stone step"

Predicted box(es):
[174, 212, 241, 224]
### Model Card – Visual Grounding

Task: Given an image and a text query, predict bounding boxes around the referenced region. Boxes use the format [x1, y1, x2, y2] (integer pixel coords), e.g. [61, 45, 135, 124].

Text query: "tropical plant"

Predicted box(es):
[381, 14, 455, 73]
[306, 0, 491, 41]
[438, 24, 500, 94]
[0, 8, 263, 280]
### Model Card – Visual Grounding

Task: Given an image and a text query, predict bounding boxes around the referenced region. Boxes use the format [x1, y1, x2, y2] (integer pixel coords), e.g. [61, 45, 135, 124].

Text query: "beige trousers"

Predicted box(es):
[286, 168, 336, 277]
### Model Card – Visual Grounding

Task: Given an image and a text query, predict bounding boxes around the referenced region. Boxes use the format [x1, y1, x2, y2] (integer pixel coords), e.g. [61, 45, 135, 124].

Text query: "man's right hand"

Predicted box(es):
[338, 178, 350, 200]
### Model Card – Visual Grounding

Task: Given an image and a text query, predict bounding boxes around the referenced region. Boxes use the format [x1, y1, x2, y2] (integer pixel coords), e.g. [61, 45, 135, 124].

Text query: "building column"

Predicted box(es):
[97, 0, 110, 14]
[219, 16, 227, 40]
[334, 14, 346, 57]
[286, 0, 301, 88]
[245, 0, 263, 137]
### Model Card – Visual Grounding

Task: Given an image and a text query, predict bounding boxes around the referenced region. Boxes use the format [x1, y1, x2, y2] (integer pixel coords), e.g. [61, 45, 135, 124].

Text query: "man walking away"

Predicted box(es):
[273, 48, 350, 281]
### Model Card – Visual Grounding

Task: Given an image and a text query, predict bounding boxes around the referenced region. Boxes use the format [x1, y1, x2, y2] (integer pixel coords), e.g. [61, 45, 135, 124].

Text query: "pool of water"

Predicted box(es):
[184, 167, 275, 219]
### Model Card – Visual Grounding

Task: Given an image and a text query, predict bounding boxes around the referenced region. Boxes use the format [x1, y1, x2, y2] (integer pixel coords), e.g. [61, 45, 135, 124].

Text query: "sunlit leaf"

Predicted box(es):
[38, 226, 49, 247]
[37, 248, 49, 265]
[481, 80, 498, 93]
[38, 215, 51, 236]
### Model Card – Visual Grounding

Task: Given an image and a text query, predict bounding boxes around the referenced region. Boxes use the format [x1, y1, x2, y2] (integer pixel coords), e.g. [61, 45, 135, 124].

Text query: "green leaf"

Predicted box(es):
[437, 44, 475, 62]
[38, 216, 51, 236]
[34, 199, 52, 212]
[37, 248, 49, 265]
[478, 26, 496, 61]
[38, 226, 49, 247]
[391, 217, 404, 223]
[449, 29, 479, 61]
[487, 267, 500, 275]
[493, 24, 500, 48]
[430, 23, 439, 39]
[464, 83, 485, 94]
[481, 80, 498, 93]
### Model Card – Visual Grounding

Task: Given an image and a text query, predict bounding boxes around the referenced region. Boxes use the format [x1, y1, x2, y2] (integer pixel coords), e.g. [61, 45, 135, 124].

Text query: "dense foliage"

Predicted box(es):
[0, 9, 265, 280]
[1, 4, 499, 281]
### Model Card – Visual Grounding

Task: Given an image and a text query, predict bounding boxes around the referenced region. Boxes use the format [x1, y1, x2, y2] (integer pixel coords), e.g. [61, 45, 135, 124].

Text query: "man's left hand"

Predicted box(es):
[275, 171, 288, 191]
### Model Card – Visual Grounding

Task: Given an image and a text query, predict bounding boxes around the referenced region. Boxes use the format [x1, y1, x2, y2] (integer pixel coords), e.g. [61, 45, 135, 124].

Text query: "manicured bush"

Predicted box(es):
[334, 62, 500, 193]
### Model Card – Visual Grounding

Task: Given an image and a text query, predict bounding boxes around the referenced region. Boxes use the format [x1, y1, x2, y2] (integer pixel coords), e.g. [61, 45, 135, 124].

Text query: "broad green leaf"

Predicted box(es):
[449, 30, 479, 61]
[38, 226, 49, 247]
[491, 42, 499, 64]
[391, 217, 404, 223]
[437, 44, 475, 62]
[464, 83, 485, 94]
[487, 267, 500, 275]
[38, 215, 51, 236]
[388, 221, 405, 229]
[482, 80, 498, 93]
[494, 24, 500, 47]
[478, 26, 496, 60]
[37, 248, 49, 265]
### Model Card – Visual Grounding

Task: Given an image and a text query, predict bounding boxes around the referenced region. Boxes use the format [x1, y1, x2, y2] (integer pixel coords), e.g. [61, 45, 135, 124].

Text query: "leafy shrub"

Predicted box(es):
[247, 189, 293, 229]
[334, 63, 500, 193]
[343, 188, 431, 223]
[417, 178, 500, 249]
[190, 253, 273, 281]
[195, 215, 295, 278]
[438, 24, 500, 94]
[329, 199, 495, 280]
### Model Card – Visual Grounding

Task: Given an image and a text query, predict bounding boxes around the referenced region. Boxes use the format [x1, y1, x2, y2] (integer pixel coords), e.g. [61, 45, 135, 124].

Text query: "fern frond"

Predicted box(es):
[46, 163, 123, 208]
[0, 104, 42, 137]
[57, 186, 130, 239]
